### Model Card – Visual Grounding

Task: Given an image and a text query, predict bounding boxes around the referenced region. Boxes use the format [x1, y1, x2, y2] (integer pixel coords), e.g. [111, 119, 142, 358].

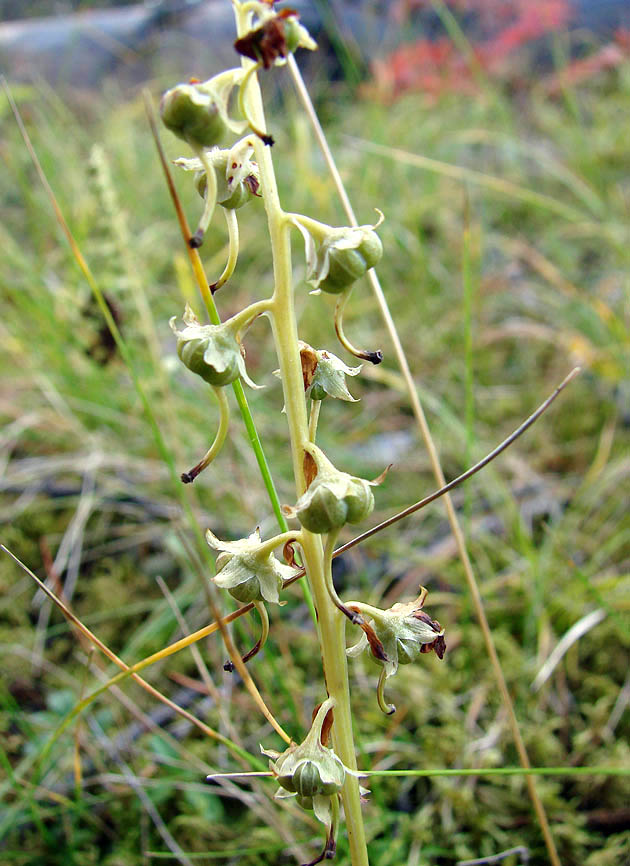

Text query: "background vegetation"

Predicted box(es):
[1, 10, 629, 866]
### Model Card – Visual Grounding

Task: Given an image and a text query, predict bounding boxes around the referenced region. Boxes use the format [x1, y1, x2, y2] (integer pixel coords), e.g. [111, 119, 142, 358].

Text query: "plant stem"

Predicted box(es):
[236, 52, 369, 866]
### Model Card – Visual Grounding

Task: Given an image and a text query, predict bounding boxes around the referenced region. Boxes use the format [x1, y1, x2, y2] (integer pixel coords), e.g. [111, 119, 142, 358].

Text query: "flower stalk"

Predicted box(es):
[233, 10, 369, 863]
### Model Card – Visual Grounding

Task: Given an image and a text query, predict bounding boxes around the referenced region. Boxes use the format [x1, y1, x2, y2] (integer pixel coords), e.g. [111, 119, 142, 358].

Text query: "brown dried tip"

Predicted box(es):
[189, 230, 204, 248]
[313, 702, 334, 747]
[348, 610, 388, 662]
[303, 449, 318, 487]
[301, 825, 336, 866]
[180, 457, 206, 483]
[359, 349, 383, 365]
[224, 634, 264, 672]
[283, 540, 298, 568]
[299, 341, 319, 390]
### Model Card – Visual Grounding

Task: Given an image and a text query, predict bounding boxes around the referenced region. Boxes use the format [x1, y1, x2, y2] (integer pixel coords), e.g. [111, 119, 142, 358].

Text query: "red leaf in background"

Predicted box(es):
[372, 0, 575, 99]
[542, 43, 626, 96]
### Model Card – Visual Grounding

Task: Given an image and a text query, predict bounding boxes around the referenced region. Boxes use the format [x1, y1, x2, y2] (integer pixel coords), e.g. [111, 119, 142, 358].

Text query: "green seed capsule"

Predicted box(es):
[160, 84, 228, 149]
[309, 382, 328, 401]
[225, 574, 263, 604]
[296, 482, 349, 534]
[318, 229, 383, 294]
[294, 760, 344, 797]
[344, 479, 375, 524]
[176, 332, 241, 386]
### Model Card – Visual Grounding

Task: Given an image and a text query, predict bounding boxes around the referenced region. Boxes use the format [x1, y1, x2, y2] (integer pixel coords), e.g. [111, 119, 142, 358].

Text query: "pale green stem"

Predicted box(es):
[226, 296, 274, 333]
[234, 29, 369, 866]
[376, 668, 395, 716]
[211, 207, 240, 291]
[191, 147, 218, 247]
[287, 211, 333, 242]
[308, 399, 321, 442]
[181, 385, 230, 483]
[344, 600, 384, 620]
[255, 530, 302, 559]
[225, 600, 269, 669]
[254, 600, 269, 650]
[238, 61, 270, 142]
[334, 289, 381, 364]
[323, 530, 348, 616]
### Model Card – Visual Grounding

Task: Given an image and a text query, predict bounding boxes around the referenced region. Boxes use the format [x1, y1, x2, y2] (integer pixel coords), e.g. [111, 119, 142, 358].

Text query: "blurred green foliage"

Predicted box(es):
[1, 37, 629, 866]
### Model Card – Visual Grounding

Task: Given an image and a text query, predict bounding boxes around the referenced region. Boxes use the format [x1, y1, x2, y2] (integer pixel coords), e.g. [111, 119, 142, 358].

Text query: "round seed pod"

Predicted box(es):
[319, 230, 383, 294]
[160, 84, 228, 149]
[344, 478, 375, 524]
[308, 383, 328, 401]
[176, 332, 241, 386]
[293, 759, 344, 798]
[225, 574, 264, 604]
[296, 481, 349, 534]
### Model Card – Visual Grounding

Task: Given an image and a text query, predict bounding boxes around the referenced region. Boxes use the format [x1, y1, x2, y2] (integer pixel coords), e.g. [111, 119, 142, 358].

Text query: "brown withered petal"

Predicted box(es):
[243, 174, 260, 196]
[433, 634, 447, 659]
[303, 449, 318, 487]
[412, 610, 441, 630]
[299, 342, 319, 390]
[320, 704, 334, 747]
[352, 614, 388, 662]
[234, 17, 289, 69]
[283, 539, 298, 568]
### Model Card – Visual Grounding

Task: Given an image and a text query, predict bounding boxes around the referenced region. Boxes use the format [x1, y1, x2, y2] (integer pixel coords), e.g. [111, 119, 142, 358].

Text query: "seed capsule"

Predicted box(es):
[169, 304, 258, 389]
[317, 228, 383, 294]
[160, 83, 228, 149]
[291, 445, 377, 534]
[263, 698, 346, 798]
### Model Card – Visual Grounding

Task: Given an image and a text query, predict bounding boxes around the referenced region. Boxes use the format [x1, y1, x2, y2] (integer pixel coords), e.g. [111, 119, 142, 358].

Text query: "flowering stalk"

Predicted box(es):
[231, 7, 369, 863]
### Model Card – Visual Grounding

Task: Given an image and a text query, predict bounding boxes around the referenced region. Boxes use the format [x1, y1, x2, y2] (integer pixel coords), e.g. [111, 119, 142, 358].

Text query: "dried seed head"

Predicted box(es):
[234, 6, 317, 69]
[347, 587, 446, 680]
